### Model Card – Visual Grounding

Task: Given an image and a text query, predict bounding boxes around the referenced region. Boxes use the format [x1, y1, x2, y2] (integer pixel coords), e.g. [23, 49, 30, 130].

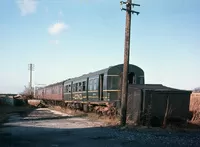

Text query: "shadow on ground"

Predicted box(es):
[0, 104, 36, 125]
[1, 124, 200, 147]
[1, 119, 200, 147]
[1, 104, 200, 147]
[0, 125, 146, 147]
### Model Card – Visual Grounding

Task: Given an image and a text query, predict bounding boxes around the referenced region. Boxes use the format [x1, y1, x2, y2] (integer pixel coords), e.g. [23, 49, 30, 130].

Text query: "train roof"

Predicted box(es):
[35, 80, 65, 90]
[35, 63, 144, 89]
[45, 80, 65, 88]
[64, 63, 144, 84]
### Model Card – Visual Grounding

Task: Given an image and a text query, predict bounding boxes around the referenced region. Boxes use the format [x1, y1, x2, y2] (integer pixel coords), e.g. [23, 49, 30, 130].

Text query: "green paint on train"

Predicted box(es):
[63, 64, 145, 103]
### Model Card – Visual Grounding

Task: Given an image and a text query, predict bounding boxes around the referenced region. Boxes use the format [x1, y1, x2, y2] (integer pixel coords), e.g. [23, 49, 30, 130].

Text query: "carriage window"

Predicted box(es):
[78, 82, 82, 91]
[82, 81, 86, 91]
[132, 76, 136, 84]
[140, 76, 144, 84]
[52, 87, 54, 94]
[109, 76, 120, 89]
[94, 78, 98, 90]
[65, 85, 68, 93]
[73, 84, 76, 92]
[58, 86, 60, 94]
[89, 79, 93, 91]
[51, 87, 54, 94]
[55, 86, 57, 94]
[75, 83, 78, 91]
[68, 85, 71, 93]
[73, 84, 75, 92]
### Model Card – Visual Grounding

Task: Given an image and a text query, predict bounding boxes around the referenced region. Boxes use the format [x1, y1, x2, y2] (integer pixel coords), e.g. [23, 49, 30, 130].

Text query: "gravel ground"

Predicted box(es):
[0, 108, 200, 147]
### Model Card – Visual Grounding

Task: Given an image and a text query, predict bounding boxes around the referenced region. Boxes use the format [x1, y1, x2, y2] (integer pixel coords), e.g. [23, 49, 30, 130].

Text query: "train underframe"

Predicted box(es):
[39, 99, 120, 119]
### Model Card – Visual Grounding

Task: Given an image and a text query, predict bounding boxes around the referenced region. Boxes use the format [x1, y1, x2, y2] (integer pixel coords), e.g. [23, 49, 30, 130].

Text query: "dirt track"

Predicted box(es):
[0, 107, 200, 147]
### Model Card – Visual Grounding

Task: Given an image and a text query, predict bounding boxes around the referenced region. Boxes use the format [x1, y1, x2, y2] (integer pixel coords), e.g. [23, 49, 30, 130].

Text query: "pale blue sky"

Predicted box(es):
[0, 0, 199, 93]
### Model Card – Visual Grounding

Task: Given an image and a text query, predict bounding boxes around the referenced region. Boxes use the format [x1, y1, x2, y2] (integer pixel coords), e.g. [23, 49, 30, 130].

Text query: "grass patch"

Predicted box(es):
[48, 105, 120, 126]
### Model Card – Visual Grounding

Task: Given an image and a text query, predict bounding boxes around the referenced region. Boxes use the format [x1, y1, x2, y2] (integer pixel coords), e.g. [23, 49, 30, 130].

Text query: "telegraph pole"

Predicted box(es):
[120, 0, 140, 126]
[28, 63, 34, 95]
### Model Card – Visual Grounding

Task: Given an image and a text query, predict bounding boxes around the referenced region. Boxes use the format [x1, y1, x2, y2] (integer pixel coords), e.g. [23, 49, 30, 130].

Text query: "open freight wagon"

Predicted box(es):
[127, 84, 192, 127]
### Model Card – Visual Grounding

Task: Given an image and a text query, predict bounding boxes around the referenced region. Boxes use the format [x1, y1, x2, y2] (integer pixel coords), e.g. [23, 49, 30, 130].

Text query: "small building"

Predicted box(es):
[127, 84, 192, 126]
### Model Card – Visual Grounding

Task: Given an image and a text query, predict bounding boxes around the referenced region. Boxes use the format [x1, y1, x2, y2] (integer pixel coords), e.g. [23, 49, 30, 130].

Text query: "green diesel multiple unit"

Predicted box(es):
[63, 64, 145, 104]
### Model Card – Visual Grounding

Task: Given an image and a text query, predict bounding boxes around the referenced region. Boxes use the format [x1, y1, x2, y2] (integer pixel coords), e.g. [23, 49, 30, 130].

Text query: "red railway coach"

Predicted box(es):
[35, 81, 64, 101]
[35, 88, 44, 99]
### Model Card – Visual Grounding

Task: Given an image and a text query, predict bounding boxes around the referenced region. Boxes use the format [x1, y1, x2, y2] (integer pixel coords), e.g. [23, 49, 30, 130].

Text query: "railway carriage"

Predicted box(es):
[35, 81, 64, 101]
[35, 88, 44, 99]
[35, 63, 145, 111]
[33, 63, 192, 125]
[64, 64, 145, 104]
